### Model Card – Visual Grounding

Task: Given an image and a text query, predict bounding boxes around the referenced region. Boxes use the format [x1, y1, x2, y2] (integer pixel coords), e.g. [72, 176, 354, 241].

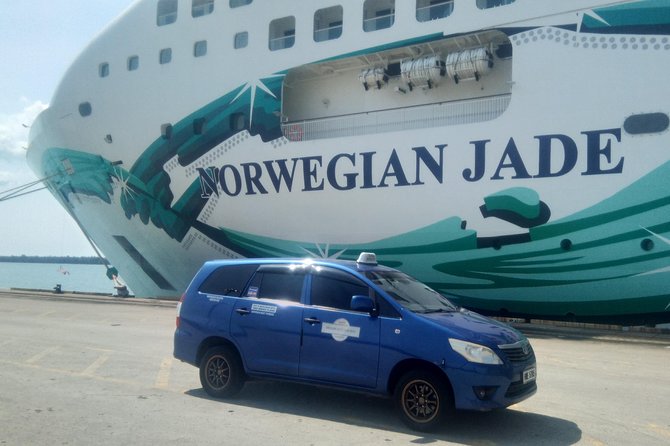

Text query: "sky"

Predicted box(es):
[0, 0, 133, 256]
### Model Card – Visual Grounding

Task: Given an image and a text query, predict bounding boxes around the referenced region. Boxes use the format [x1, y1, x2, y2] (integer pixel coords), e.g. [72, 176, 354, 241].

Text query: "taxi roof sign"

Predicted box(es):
[357, 252, 378, 265]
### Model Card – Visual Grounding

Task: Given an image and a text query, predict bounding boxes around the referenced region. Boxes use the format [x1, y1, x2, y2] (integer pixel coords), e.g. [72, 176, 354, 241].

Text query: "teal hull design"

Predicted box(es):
[218, 160, 670, 324]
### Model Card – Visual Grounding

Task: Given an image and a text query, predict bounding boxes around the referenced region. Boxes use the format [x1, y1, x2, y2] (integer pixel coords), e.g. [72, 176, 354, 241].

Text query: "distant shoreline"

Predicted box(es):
[0, 256, 107, 265]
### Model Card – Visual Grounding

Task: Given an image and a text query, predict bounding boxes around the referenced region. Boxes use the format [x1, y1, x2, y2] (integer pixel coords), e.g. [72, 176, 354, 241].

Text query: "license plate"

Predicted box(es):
[523, 367, 537, 384]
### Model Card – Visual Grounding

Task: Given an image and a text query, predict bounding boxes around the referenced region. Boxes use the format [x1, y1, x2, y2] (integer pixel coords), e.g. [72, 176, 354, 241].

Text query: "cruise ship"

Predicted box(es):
[27, 0, 670, 323]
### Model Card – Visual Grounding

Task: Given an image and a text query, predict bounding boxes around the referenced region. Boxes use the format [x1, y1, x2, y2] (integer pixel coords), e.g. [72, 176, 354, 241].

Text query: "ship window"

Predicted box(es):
[269, 16, 295, 51]
[230, 0, 252, 7]
[194, 40, 208, 57]
[192, 0, 214, 17]
[193, 118, 207, 134]
[157, 0, 178, 26]
[127, 55, 139, 71]
[234, 31, 249, 49]
[416, 0, 453, 22]
[363, 0, 395, 32]
[161, 123, 173, 139]
[78, 102, 92, 117]
[230, 112, 246, 131]
[314, 6, 343, 42]
[476, 0, 516, 9]
[160, 48, 172, 64]
[624, 113, 669, 135]
[99, 63, 110, 78]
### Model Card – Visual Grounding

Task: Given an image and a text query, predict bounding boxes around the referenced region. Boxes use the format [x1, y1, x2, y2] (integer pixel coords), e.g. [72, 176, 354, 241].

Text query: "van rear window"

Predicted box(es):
[199, 264, 258, 296]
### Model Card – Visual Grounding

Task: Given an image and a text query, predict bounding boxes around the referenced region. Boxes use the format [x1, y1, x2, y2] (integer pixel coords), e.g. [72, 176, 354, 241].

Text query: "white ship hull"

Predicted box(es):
[27, 0, 670, 323]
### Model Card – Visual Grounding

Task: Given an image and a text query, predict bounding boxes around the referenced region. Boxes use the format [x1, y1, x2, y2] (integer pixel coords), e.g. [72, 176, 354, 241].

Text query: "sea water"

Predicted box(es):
[0, 262, 118, 294]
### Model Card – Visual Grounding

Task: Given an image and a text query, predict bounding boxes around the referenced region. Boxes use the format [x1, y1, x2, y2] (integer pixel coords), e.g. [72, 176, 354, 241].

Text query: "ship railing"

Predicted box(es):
[416, 1, 454, 22]
[269, 34, 296, 51]
[282, 93, 511, 142]
[314, 24, 344, 42]
[363, 13, 395, 32]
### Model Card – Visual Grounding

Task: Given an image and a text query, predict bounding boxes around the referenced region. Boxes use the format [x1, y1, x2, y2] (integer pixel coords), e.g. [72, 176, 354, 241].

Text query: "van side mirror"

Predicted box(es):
[351, 295, 376, 314]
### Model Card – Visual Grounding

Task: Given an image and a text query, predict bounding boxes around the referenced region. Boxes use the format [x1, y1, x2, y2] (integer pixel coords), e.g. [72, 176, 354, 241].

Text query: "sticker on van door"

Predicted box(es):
[251, 303, 277, 316]
[322, 318, 361, 342]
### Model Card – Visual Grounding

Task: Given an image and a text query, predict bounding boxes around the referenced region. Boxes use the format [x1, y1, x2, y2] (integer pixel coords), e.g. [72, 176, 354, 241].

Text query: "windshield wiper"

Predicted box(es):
[419, 308, 455, 314]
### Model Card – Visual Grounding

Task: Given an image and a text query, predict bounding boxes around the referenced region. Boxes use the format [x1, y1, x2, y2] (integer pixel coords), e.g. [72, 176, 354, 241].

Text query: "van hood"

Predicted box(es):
[420, 308, 525, 347]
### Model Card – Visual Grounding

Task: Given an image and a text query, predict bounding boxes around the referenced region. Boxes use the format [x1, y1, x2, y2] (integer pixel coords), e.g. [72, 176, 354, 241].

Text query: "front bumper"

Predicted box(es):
[448, 361, 537, 411]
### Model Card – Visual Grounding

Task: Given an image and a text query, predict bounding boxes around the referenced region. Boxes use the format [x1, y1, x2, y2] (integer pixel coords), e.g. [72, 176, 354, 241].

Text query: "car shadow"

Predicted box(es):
[185, 380, 581, 445]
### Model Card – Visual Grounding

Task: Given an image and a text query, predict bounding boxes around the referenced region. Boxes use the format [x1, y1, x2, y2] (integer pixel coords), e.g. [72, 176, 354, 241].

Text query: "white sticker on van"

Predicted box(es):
[251, 303, 277, 316]
[322, 318, 361, 342]
[206, 294, 224, 303]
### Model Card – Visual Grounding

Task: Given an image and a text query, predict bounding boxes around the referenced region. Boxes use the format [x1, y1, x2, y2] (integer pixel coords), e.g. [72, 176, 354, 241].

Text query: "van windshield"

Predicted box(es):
[365, 270, 458, 314]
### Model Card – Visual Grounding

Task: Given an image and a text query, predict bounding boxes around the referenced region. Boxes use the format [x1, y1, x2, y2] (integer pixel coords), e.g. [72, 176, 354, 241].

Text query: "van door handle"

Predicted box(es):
[304, 317, 321, 325]
[235, 308, 251, 315]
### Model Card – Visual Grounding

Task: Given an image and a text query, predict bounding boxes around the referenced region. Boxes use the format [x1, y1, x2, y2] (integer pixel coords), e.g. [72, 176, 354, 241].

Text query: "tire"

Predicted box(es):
[394, 370, 453, 432]
[199, 346, 245, 398]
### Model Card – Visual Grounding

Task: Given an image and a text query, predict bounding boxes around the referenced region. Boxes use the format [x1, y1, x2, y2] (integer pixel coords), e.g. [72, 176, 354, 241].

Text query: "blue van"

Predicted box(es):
[174, 253, 536, 431]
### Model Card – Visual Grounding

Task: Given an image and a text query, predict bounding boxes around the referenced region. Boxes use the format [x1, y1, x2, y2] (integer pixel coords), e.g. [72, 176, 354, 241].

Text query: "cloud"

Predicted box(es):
[0, 98, 48, 187]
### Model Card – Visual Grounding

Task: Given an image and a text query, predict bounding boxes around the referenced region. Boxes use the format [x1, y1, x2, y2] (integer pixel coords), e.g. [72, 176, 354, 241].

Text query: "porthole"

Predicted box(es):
[234, 31, 248, 49]
[78, 102, 92, 117]
[127, 55, 139, 71]
[560, 239, 572, 251]
[194, 40, 208, 57]
[99, 63, 109, 78]
[160, 48, 172, 64]
[641, 238, 654, 251]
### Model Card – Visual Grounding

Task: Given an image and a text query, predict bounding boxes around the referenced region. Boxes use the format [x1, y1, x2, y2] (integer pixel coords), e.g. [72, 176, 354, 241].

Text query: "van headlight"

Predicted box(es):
[449, 338, 502, 365]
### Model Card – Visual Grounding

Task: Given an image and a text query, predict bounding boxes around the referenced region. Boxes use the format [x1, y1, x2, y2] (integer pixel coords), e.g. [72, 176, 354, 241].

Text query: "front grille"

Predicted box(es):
[498, 339, 535, 363]
[505, 380, 537, 399]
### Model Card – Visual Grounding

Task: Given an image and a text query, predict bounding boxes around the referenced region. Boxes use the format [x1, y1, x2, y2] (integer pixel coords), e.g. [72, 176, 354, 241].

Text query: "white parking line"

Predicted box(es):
[81, 352, 111, 376]
[25, 346, 60, 364]
[154, 356, 173, 389]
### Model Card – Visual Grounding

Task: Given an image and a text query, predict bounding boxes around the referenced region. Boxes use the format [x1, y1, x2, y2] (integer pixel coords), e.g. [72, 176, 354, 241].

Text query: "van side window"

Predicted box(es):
[199, 264, 258, 296]
[311, 268, 369, 311]
[245, 268, 305, 302]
